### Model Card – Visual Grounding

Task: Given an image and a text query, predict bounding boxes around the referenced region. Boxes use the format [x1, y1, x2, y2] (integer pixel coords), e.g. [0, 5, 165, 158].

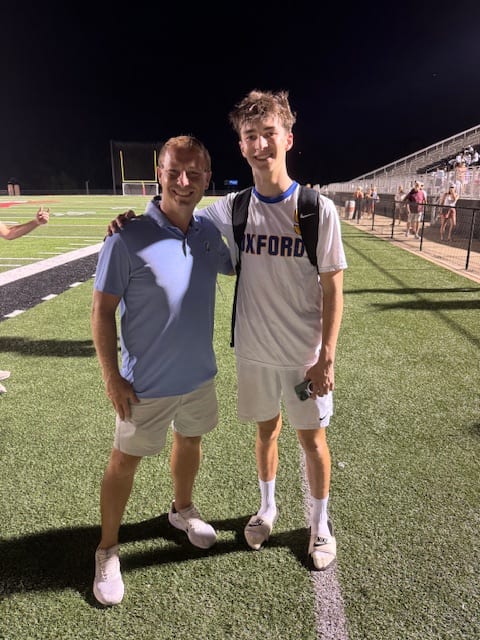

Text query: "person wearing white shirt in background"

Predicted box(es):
[438, 184, 459, 241]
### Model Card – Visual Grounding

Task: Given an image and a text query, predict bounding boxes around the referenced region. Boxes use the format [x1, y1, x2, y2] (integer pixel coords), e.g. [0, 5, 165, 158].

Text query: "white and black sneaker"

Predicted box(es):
[308, 519, 336, 571]
[244, 510, 279, 550]
[168, 502, 217, 549]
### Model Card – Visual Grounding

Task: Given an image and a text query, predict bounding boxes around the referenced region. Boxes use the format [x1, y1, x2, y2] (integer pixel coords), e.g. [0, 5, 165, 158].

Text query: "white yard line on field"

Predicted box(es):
[300, 449, 350, 640]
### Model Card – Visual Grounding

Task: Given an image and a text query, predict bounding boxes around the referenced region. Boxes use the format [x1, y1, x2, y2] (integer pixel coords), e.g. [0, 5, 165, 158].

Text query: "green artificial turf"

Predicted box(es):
[0, 197, 479, 639]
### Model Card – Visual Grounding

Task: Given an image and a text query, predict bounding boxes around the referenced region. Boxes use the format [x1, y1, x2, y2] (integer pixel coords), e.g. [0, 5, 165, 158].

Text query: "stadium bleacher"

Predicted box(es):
[326, 123, 480, 200]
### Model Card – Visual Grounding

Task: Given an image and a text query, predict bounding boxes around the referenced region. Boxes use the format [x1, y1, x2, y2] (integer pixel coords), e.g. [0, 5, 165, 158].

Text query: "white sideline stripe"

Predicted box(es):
[69, 282, 82, 288]
[1, 257, 47, 262]
[300, 449, 349, 640]
[5, 310, 25, 318]
[42, 295, 57, 301]
[0, 243, 102, 286]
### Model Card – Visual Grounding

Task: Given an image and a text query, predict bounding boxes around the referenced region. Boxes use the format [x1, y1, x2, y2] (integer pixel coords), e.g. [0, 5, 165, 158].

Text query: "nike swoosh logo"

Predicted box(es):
[247, 519, 265, 528]
[314, 537, 330, 547]
[299, 213, 316, 219]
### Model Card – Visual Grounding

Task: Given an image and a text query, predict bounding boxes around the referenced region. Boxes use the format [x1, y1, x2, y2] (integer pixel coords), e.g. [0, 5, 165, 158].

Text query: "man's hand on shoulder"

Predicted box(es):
[106, 209, 138, 236]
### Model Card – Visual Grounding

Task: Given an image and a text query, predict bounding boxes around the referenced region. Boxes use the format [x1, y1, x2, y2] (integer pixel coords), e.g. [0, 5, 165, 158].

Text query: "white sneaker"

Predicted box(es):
[414, 234, 421, 239]
[93, 545, 124, 606]
[168, 502, 217, 549]
[0, 370, 11, 381]
[308, 520, 336, 571]
[244, 510, 278, 550]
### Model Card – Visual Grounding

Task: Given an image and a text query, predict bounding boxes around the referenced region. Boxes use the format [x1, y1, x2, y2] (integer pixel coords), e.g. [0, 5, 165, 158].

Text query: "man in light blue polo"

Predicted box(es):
[91, 135, 233, 606]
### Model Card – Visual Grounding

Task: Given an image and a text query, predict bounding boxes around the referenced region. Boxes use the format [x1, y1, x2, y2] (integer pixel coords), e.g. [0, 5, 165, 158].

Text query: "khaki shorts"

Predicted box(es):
[236, 359, 333, 429]
[114, 379, 218, 456]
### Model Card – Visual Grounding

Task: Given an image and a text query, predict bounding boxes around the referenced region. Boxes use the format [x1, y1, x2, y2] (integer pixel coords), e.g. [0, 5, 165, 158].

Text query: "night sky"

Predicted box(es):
[2, 1, 480, 191]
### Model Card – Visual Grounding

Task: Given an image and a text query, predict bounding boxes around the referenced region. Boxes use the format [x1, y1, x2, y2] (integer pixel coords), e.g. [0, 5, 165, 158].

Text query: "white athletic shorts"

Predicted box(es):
[236, 359, 333, 429]
[114, 379, 218, 456]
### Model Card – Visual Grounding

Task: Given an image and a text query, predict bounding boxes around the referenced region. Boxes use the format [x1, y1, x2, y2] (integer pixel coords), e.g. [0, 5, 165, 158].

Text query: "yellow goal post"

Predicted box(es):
[110, 140, 162, 195]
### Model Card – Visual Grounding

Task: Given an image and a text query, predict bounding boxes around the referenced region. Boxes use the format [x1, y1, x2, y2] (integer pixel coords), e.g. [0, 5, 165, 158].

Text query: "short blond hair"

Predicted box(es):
[158, 135, 211, 171]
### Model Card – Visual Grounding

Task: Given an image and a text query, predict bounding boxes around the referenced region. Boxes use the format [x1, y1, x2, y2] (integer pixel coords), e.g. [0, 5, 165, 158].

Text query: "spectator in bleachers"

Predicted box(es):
[463, 151, 472, 166]
[455, 161, 468, 195]
[434, 166, 446, 191]
[438, 184, 459, 241]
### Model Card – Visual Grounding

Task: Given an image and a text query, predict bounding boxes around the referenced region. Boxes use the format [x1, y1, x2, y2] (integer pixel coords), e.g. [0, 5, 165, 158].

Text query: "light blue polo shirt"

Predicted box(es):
[94, 202, 232, 397]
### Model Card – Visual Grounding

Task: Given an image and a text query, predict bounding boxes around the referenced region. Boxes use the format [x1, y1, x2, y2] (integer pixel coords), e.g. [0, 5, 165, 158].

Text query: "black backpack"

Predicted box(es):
[230, 185, 320, 347]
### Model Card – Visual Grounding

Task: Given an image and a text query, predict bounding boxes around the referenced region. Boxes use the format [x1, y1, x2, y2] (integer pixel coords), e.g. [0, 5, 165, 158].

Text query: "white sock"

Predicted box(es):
[311, 495, 330, 537]
[258, 478, 277, 521]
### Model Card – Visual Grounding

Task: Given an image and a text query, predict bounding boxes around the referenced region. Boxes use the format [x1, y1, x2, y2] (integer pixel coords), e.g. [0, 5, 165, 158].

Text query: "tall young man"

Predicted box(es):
[201, 90, 347, 570]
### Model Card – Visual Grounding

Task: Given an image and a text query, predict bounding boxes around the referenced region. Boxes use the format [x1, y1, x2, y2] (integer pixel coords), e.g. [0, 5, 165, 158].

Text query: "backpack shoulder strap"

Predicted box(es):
[232, 187, 253, 265]
[230, 187, 253, 347]
[297, 185, 319, 270]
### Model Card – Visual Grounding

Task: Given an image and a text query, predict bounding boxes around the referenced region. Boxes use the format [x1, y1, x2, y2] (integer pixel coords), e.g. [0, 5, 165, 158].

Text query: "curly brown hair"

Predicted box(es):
[228, 89, 297, 136]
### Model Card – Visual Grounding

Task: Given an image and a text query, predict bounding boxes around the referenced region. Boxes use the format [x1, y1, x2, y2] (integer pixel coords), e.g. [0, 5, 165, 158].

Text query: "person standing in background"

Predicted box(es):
[7, 177, 20, 196]
[352, 186, 363, 220]
[0, 207, 50, 393]
[370, 185, 380, 217]
[438, 184, 459, 241]
[404, 181, 427, 239]
[394, 186, 406, 226]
